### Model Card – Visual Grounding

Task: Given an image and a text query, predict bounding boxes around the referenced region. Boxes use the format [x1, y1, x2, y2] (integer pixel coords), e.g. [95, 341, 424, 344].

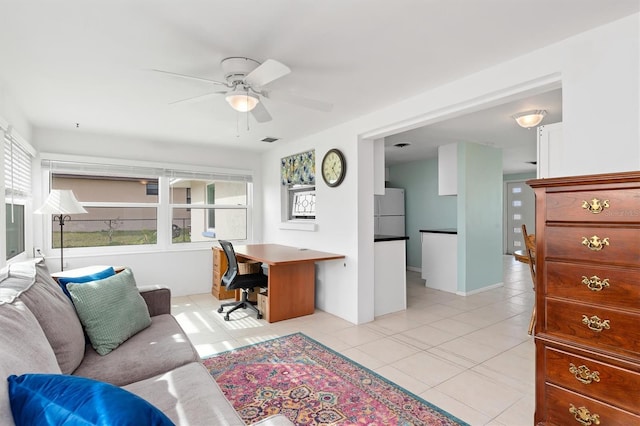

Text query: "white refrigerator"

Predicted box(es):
[374, 188, 405, 236]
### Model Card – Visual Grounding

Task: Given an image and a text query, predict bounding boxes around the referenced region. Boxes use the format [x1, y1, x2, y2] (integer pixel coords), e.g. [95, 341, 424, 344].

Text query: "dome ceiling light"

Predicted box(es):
[513, 110, 547, 128]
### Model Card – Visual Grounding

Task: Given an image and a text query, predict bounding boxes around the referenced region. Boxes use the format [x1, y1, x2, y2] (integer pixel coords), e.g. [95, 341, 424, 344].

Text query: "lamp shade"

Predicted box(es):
[225, 90, 259, 112]
[513, 110, 547, 129]
[34, 189, 88, 215]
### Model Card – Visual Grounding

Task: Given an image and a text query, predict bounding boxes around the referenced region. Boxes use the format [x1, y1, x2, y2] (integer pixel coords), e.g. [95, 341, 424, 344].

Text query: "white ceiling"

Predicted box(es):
[0, 1, 637, 170]
[385, 88, 563, 174]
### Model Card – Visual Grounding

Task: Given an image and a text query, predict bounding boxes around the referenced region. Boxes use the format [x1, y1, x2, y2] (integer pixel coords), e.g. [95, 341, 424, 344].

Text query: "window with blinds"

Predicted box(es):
[42, 159, 253, 248]
[4, 136, 32, 200]
[4, 131, 33, 260]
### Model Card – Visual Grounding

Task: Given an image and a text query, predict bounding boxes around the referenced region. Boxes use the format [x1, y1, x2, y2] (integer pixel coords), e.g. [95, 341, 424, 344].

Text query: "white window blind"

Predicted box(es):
[42, 160, 252, 183]
[4, 131, 32, 200]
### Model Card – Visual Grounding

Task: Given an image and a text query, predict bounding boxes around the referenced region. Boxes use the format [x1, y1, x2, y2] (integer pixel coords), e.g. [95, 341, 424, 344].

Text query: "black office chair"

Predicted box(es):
[216, 240, 268, 321]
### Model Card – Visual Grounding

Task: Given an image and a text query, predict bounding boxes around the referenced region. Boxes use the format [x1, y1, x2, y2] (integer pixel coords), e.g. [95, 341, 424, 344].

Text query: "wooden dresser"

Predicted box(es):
[211, 247, 236, 300]
[528, 172, 640, 425]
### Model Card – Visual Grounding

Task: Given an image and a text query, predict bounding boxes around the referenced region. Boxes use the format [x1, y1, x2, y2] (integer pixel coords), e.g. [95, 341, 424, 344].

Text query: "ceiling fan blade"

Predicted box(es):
[251, 101, 272, 123]
[264, 90, 332, 112]
[168, 91, 226, 105]
[244, 59, 291, 88]
[152, 69, 228, 86]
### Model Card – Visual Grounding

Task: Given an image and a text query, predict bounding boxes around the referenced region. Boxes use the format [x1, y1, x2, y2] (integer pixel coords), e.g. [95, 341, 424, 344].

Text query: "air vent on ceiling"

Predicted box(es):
[261, 137, 279, 143]
[393, 142, 411, 148]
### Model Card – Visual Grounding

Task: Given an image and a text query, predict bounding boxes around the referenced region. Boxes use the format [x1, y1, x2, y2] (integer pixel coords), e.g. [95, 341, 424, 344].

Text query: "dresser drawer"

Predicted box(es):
[545, 383, 640, 426]
[212, 274, 221, 291]
[545, 226, 640, 265]
[544, 346, 640, 413]
[546, 261, 640, 311]
[213, 249, 223, 268]
[544, 299, 640, 357]
[545, 188, 640, 223]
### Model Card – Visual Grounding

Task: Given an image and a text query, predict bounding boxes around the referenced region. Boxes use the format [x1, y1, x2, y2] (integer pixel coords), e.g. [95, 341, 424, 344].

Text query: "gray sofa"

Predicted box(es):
[0, 259, 292, 426]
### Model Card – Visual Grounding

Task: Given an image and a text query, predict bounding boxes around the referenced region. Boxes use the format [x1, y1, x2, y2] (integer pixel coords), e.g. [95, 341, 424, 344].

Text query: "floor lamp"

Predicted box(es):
[35, 189, 87, 272]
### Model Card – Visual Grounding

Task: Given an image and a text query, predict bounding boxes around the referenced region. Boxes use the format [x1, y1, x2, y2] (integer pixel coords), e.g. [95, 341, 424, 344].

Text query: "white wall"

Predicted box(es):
[260, 123, 364, 323]
[0, 83, 31, 141]
[32, 128, 265, 296]
[260, 13, 640, 324]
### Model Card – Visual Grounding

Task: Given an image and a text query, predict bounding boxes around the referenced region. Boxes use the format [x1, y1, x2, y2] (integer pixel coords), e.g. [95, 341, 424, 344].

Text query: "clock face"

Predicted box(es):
[322, 149, 346, 187]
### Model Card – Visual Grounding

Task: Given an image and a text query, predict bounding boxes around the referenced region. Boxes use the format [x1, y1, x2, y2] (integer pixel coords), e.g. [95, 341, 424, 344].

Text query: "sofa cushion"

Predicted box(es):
[68, 268, 151, 356]
[8, 373, 174, 426]
[73, 314, 199, 386]
[57, 266, 115, 299]
[124, 362, 244, 426]
[10, 260, 86, 374]
[0, 300, 61, 426]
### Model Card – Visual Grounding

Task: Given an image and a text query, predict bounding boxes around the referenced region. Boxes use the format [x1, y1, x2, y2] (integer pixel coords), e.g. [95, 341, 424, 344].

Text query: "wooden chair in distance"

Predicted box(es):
[514, 224, 536, 335]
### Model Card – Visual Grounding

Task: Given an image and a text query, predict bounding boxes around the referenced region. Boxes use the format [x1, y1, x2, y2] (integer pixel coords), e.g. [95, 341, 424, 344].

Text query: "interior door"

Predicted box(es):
[504, 180, 535, 254]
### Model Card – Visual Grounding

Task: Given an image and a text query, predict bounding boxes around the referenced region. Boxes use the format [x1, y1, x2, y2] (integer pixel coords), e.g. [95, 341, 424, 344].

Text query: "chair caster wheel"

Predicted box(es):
[217, 307, 223, 313]
[257, 314, 263, 319]
[224, 315, 230, 321]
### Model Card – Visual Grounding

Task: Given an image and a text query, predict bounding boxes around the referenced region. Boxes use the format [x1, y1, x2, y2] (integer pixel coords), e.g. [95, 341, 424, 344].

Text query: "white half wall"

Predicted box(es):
[41, 249, 211, 296]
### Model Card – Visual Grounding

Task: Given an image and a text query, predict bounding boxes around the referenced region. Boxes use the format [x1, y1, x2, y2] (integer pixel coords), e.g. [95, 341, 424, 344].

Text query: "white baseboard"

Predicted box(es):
[456, 281, 504, 296]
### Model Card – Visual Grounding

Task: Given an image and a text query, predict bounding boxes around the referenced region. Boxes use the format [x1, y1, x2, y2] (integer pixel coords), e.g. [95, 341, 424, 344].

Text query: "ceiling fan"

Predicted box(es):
[154, 57, 332, 123]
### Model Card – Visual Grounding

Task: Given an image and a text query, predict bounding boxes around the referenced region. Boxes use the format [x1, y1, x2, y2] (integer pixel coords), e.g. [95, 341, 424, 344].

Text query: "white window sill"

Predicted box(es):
[279, 221, 317, 232]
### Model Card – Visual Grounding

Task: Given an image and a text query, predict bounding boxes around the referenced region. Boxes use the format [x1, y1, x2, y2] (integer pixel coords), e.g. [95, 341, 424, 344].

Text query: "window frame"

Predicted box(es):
[285, 184, 316, 221]
[39, 156, 254, 256]
[290, 188, 316, 219]
[5, 202, 26, 260]
[3, 124, 35, 264]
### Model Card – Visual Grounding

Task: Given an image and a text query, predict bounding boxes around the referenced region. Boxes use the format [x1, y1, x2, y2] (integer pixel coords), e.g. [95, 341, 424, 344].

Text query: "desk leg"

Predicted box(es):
[267, 262, 315, 322]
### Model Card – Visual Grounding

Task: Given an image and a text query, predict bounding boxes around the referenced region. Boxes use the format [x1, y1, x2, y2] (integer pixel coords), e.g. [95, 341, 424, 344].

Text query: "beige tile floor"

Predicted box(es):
[171, 255, 535, 426]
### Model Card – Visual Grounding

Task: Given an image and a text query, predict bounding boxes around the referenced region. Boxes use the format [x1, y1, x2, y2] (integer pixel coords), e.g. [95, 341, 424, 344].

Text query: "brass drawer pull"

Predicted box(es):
[569, 404, 600, 425]
[581, 198, 609, 214]
[581, 275, 610, 292]
[569, 363, 600, 384]
[581, 236, 609, 251]
[582, 315, 610, 332]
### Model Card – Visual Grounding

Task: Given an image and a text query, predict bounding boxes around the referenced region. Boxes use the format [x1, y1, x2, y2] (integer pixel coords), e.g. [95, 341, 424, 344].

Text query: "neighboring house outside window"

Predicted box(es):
[170, 176, 249, 242]
[41, 159, 253, 251]
[51, 174, 159, 248]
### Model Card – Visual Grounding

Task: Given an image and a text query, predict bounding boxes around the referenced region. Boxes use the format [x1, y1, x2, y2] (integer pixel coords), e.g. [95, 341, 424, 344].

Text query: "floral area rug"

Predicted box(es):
[203, 333, 468, 426]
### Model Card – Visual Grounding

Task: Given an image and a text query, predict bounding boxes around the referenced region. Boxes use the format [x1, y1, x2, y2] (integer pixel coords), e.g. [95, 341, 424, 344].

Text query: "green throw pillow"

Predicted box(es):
[67, 268, 151, 356]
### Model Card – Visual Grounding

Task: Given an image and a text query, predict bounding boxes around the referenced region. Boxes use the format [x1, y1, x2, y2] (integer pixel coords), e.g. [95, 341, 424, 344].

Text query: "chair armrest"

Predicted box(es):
[138, 285, 171, 316]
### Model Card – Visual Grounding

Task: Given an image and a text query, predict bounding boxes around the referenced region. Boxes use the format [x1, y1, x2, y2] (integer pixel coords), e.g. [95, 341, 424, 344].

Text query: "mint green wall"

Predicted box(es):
[389, 144, 509, 294]
[388, 158, 456, 269]
[457, 142, 503, 293]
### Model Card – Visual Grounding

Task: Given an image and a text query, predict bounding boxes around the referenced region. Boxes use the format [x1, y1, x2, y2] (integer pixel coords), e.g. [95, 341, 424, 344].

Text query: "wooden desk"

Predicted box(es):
[232, 244, 345, 322]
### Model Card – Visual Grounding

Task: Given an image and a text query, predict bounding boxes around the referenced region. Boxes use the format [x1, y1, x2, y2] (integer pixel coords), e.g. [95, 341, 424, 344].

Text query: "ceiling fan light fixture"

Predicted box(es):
[513, 110, 547, 128]
[225, 90, 259, 112]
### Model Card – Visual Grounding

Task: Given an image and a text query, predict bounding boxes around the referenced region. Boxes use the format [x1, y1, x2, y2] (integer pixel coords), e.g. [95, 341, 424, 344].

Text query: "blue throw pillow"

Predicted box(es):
[8, 374, 174, 426]
[57, 267, 115, 299]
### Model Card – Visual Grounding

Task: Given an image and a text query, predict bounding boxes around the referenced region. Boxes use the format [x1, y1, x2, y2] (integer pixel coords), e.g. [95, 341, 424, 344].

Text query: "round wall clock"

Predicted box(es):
[321, 148, 346, 187]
